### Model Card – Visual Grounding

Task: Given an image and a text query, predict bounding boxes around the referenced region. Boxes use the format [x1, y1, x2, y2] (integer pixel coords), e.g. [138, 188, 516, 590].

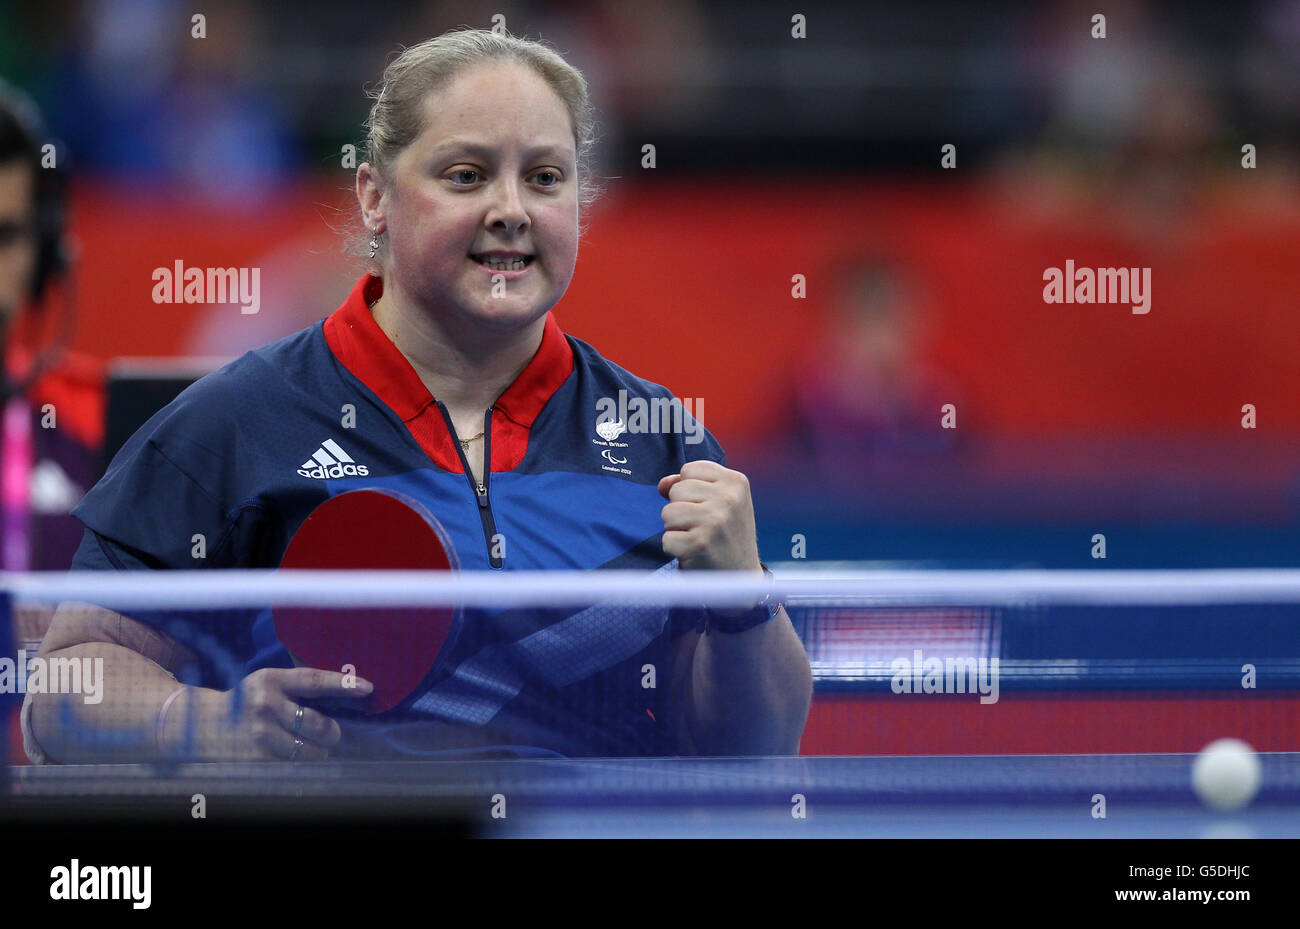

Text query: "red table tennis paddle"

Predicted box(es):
[273, 488, 459, 714]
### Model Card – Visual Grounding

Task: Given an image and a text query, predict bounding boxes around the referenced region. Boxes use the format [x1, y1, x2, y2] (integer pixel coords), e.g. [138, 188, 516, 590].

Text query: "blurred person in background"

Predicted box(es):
[0, 79, 102, 578]
[788, 252, 961, 468]
[993, 0, 1268, 248]
[51, 0, 296, 205]
[0, 79, 104, 684]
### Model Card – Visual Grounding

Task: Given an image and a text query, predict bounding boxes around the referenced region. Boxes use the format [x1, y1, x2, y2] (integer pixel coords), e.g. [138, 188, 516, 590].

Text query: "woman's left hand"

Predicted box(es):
[658, 460, 762, 572]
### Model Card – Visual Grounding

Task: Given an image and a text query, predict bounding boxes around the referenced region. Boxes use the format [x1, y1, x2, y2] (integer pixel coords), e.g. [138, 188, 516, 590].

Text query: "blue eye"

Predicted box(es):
[450, 170, 479, 185]
[534, 171, 560, 187]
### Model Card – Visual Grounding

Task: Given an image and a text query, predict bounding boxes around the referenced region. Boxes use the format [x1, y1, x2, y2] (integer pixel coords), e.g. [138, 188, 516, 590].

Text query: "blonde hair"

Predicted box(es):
[349, 27, 602, 267]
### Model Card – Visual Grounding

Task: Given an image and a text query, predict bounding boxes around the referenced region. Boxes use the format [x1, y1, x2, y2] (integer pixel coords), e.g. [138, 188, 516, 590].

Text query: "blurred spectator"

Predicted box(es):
[990, 0, 1300, 244]
[50, 0, 296, 205]
[0, 78, 104, 575]
[787, 253, 961, 466]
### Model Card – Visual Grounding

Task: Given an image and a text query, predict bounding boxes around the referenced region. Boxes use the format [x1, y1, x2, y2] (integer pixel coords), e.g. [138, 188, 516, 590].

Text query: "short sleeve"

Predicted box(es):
[69, 526, 154, 571]
[69, 513, 264, 690]
[72, 432, 234, 569]
[677, 414, 726, 469]
[65, 385, 269, 687]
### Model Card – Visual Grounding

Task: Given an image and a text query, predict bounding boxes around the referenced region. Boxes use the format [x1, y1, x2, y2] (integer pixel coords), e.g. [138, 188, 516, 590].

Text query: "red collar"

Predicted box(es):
[322, 274, 573, 471]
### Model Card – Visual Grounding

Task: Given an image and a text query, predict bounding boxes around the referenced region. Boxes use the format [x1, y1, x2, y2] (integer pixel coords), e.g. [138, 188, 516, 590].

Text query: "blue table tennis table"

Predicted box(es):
[7, 753, 1299, 837]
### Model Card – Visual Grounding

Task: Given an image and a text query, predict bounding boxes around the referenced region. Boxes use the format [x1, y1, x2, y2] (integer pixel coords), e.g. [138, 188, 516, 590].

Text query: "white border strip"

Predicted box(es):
[3, 570, 1300, 610]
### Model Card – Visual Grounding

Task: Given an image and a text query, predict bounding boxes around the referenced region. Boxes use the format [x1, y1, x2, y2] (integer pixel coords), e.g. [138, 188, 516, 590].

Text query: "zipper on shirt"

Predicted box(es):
[438, 403, 503, 569]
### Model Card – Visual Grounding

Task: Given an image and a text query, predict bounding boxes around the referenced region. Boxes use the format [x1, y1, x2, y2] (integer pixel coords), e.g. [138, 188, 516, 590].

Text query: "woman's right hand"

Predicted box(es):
[182, 668, 374, 761]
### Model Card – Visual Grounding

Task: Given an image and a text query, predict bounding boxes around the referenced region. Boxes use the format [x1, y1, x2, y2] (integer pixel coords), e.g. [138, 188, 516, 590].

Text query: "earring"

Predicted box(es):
[368, 228, 380, 259]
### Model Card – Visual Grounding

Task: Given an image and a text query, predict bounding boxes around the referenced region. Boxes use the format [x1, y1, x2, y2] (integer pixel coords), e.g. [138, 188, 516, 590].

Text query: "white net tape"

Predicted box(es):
[6, 568, 1300, 609]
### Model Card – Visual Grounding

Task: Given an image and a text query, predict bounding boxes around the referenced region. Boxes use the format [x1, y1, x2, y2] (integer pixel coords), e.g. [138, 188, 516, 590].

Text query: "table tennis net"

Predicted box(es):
[2, 568, 1298, 768]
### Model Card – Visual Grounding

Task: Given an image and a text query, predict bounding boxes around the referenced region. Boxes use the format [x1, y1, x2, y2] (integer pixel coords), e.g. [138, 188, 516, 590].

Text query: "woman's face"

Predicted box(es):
[372, 61, 579, 334]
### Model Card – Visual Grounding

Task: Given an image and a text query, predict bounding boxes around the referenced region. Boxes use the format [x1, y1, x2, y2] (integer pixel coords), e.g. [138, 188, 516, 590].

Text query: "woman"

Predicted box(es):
[24, 28, 811, 763]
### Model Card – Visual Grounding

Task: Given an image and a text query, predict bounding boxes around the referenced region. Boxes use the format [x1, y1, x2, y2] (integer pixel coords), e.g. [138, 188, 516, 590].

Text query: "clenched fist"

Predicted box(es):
[658, 460, 762, 573]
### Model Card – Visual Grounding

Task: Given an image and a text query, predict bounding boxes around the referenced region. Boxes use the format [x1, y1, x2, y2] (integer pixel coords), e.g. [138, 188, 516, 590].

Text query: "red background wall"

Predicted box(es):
[28, 178, 1299, 447]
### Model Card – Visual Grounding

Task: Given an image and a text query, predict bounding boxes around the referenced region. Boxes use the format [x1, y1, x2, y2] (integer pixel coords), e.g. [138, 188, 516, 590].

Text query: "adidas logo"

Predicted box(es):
[297, 438, 371, 479]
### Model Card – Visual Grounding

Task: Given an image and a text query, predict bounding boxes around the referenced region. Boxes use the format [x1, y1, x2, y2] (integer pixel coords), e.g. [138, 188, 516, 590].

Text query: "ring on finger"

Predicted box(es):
[292, 705, 304, 734]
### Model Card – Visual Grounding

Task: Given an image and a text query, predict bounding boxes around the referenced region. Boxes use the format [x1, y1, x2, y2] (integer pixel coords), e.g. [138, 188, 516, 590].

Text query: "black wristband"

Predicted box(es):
[704, 564, 780, 635]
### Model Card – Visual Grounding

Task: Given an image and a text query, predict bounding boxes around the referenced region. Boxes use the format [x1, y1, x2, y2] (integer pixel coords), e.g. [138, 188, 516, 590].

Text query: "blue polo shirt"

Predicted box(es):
[70, 273, 725, 758]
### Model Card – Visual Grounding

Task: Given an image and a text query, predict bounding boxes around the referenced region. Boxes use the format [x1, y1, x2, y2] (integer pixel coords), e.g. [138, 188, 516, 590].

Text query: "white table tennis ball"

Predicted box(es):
[1191, 738, 1262, 812]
